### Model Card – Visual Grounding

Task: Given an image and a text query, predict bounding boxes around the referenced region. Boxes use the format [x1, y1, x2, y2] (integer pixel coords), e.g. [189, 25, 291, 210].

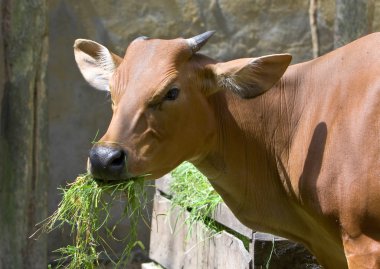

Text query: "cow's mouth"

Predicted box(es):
[94, 176, 134, 185]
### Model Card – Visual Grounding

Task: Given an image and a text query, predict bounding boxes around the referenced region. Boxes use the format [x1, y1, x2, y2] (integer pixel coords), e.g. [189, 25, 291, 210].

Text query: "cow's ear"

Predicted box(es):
[213, 54, 292, 98]
[74, 39, 122, 91]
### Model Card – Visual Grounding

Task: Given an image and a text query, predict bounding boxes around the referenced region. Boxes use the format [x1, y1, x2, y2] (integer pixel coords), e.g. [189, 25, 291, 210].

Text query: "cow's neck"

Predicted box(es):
[193, 64, 312, 235]
[192, 60, 347, 267]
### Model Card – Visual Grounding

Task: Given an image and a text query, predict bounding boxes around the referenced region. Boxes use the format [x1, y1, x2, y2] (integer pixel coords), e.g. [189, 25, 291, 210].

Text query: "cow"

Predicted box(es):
[73, 31, 380, 269]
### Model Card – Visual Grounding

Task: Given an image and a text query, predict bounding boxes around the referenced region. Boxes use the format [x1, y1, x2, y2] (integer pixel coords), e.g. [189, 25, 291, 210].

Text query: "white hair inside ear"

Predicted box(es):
[74, 39, 122, 91]
[214, 54, 292, 99]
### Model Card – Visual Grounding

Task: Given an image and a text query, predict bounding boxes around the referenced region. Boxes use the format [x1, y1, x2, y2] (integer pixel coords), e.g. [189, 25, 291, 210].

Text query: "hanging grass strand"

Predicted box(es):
[39, 173, 148, 268]
[170, 162, 222, 238]
[39, 162, 222, 268]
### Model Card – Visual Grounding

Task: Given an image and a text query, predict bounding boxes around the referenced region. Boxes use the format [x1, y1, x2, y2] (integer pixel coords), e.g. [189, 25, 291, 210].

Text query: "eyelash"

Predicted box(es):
[149, 102, 163, 111]
[164, 87, 180, 101]
[148, 87, 181, 110]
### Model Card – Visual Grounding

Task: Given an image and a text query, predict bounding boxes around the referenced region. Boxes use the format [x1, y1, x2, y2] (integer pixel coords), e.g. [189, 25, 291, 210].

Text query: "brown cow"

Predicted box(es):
[74, 31, 380, 268]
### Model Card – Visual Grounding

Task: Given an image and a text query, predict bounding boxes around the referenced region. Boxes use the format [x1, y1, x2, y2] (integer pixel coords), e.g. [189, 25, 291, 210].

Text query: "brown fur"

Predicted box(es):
[74, 33, 380, 268]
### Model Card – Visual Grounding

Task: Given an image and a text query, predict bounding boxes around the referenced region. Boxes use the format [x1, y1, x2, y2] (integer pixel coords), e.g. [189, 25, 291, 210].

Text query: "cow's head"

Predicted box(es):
[74, 31, 291, 181]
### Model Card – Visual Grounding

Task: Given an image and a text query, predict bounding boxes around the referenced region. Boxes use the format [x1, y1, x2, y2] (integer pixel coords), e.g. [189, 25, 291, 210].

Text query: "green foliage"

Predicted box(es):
[170, 162, 252, 251]
[40, 162, 225, 268]
[170, 162, 222, 236]
[39, 173, 147, 268]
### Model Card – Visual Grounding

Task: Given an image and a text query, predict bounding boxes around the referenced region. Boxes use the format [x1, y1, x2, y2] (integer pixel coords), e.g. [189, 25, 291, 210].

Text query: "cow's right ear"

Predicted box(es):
[211, 54, 292, 98]
[74, 39, 122, 91]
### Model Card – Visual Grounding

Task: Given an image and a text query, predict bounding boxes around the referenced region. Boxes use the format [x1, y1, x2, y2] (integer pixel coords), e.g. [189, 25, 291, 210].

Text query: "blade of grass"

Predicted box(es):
[170, 162, 222, 239]
[38, 173, 148, 268]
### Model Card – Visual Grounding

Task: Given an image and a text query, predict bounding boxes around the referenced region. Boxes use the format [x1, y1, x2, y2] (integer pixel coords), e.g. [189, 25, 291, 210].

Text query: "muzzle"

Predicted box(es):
[88, 144, 128, 181]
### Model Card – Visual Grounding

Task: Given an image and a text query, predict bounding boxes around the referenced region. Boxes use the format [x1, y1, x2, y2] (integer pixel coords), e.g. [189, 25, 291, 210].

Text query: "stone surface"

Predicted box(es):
[334, 0, 375, 48]
[373, 0, 380, 31]
[0, 1, 48, 268]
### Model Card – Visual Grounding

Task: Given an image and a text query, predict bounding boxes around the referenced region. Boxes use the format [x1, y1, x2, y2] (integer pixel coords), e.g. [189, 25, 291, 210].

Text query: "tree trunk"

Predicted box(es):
[0, 0, 48, 268]
[309, 0, 320, 58]
[334, 0, 375, 48]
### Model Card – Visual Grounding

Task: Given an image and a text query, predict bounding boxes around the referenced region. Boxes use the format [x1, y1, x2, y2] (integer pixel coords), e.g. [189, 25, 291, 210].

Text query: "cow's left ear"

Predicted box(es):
[212, 54, 292, 98]
[74, 39, 123, 91]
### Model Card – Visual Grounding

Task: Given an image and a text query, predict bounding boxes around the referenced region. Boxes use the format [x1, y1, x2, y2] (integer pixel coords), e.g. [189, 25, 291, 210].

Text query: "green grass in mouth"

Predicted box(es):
[39, 173, 148, 268]
[39, 162, 224, 268]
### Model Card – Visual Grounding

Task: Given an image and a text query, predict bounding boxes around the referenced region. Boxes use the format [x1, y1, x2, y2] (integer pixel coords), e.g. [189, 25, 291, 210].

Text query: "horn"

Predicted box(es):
[186, 30, 216, 53]
[134, 36, 149, 41]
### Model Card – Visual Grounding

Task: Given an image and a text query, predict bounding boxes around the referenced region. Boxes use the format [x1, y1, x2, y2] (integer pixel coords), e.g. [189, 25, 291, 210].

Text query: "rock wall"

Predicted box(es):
[47, 0, 380, 262]
[0, 1, 48, 268]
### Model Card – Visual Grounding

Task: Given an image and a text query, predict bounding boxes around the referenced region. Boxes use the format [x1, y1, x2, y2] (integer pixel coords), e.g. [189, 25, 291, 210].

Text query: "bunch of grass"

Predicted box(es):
[39, 162, 220, 268]
[170, 163, 253, 252]
[39, 173, 148, 268]
[170, 162, 222, 236]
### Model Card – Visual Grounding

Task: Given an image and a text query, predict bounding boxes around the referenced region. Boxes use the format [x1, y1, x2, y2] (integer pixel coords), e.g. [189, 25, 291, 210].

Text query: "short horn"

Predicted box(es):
[134, 36, 149, 41]
[186, 30, 216, 53]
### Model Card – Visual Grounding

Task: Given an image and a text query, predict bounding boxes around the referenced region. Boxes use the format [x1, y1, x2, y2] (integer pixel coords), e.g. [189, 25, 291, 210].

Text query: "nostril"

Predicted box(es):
[108, 150, 125, 167]
[89, 145, 127, 180]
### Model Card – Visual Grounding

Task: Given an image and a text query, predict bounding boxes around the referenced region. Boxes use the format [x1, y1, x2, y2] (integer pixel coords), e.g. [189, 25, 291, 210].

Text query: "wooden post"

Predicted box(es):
[0, 0, 48, 268]
[309, 0, 319, 58]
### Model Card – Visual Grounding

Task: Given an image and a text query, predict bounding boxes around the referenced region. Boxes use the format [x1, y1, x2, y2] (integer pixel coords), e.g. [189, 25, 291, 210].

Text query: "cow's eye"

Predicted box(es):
[164, 87, 180, 101]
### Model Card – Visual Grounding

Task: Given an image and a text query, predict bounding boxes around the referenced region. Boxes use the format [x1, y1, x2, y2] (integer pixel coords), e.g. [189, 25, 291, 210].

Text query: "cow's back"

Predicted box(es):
[287, 33, 380, 241]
